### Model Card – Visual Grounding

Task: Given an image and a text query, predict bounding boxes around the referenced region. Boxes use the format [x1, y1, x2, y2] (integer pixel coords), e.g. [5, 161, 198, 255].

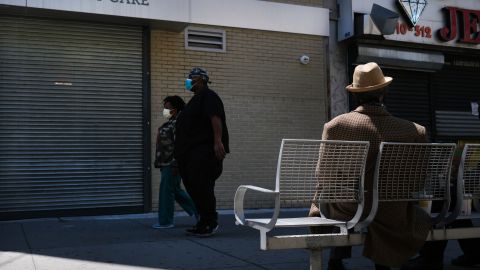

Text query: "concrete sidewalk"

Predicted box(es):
[0, 210, 470, 270]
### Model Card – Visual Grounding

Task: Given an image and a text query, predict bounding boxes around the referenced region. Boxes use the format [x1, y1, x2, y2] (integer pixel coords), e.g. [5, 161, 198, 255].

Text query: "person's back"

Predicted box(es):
[324, 105, 427, 198]
[310, 63, 431, 270]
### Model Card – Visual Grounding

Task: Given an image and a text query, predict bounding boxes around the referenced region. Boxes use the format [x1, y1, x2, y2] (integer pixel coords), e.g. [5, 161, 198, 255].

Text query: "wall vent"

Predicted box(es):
[185, 27, 226, 53]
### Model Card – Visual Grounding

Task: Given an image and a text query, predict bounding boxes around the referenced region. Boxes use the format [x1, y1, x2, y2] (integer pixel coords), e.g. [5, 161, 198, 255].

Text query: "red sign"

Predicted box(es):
[439, 7, 480, 44]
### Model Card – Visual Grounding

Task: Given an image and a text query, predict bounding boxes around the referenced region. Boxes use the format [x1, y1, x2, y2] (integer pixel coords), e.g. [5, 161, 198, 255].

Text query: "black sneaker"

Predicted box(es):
[328, 259, 348, 270]
[185, 226, 198, 235]
[401, 256, 443, 270]
[187, 224, 219, 237]
[451, 255, 480, 267]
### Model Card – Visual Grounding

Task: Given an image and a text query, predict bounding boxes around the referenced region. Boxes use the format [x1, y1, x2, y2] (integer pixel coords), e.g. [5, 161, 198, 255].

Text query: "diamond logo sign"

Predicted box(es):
[398, 0, 427, 26]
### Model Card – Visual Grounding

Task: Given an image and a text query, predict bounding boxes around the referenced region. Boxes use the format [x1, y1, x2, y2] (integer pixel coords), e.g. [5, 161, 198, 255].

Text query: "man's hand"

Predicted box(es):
[214, 140, 226, 160]
[211, 115, 226, 160]
[171, 166, 179, 176]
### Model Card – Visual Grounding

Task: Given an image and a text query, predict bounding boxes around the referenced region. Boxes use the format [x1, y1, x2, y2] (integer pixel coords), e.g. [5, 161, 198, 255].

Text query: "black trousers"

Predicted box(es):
[421, 184, 480, 260]
[177, 145, 223, 226]
[420, 219, 480, 260]
[311, 225, 352, 260]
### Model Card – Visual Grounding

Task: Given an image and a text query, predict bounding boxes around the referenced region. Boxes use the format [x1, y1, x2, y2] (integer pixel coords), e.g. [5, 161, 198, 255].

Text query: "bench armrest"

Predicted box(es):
[442, 175, 464, 226]
[317, 184, 365, 230]
[356, 175, 378, 231]
[234, 185, 280, 231]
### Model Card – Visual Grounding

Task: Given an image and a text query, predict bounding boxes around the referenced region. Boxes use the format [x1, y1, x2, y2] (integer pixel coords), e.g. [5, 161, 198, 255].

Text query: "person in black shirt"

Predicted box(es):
[175, 67, 229, 237]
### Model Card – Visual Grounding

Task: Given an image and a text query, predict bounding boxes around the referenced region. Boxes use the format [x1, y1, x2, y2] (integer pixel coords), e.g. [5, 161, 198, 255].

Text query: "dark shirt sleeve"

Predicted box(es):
[203, 91, 223, 118]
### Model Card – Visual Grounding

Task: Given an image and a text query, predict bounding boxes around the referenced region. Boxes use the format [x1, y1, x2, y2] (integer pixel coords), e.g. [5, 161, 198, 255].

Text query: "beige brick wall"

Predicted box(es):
[150, 25, 328, 211]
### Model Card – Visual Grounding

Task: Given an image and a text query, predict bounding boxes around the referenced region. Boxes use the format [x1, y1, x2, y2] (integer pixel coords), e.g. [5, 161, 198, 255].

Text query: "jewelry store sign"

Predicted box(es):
[341, 0, 480, 49]
[393, 5, 480, 46]
[395, 1, 480, 45]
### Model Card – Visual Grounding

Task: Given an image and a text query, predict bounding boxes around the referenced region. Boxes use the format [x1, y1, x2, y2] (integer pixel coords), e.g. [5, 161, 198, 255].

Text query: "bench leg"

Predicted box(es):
[309, 248, 323, 270]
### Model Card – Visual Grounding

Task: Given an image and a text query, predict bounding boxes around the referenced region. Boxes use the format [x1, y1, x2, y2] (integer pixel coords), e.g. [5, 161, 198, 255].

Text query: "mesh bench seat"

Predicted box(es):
[245, 217, 346, 228]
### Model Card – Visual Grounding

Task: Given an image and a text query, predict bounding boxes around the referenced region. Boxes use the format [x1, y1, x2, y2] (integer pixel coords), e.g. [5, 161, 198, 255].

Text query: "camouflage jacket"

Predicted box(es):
[154, 115, 177, 167]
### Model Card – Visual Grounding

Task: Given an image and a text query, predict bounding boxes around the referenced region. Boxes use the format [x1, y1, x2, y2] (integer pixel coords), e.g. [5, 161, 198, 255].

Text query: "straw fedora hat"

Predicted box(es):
[346, 62, 393, 92]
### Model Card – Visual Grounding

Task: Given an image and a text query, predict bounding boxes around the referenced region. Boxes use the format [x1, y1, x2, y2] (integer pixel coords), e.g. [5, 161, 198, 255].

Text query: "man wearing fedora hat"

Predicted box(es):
[309, 62, 431, 270]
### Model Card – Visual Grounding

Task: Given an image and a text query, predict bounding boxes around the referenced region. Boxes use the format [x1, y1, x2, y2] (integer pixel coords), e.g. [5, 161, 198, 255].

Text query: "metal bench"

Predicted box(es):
[234, 139, 370, 248]
[235, 141, 480, 270]
[446, 144, 480, 223]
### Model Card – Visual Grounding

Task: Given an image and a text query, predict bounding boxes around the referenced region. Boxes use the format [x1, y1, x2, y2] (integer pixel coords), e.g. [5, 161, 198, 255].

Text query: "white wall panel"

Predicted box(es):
[191, 0, 329, 36]
[0, 0, 25, 6]
[0, 0, 330, 36]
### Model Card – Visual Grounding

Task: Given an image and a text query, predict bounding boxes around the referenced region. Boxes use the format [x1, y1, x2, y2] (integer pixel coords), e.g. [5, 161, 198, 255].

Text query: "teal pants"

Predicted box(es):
[158, 165, 197, 225]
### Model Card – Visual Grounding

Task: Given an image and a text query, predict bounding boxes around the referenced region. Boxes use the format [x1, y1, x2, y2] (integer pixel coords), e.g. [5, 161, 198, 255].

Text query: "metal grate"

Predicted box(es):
[278, 140, 369, 207]
[376, 143, 456, 202]
[185, 27, 226, 53]
[462, 144, 480, 199]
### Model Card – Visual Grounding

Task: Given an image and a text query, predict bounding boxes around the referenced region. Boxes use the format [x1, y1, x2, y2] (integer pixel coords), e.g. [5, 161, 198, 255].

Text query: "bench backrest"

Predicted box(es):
[458, 144, 480, 217]
[460, 144, 480, 199]
[365, 142, 456, 226]
[375, 142, 456, 202]
[276, 139, 369, 208]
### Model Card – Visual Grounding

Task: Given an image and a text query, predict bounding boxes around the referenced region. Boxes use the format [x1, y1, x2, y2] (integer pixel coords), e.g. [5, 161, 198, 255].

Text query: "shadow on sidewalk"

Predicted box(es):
[0, 211, 312, 270]
[0, 210, 468, 270]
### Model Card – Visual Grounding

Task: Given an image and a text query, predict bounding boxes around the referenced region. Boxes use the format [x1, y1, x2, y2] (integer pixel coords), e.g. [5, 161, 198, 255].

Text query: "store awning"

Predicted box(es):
[356, 44, 445, 72]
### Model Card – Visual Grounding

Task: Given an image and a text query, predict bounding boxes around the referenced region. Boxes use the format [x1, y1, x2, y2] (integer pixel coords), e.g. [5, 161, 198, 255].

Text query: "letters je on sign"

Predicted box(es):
[97, 0, 150, 6]
[439, 7, 480, 44]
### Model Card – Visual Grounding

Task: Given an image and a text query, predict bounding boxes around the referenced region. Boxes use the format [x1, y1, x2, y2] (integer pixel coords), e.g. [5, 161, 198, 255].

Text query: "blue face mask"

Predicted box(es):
[185, 79, 194, 91]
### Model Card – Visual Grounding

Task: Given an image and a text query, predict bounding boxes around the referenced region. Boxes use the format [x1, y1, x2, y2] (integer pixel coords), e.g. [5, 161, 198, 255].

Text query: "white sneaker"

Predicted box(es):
[152, 223, 174, 229]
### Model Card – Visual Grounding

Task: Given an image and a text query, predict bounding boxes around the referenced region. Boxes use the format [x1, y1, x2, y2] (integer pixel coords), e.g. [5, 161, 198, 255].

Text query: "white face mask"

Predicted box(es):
[163, 109, 172, 118]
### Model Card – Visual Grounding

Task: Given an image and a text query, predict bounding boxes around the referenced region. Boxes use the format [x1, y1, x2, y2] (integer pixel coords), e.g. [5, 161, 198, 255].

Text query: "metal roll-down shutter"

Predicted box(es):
[433, 62, 480, 140]
[0, 17, 145, 217]
[382, 68, 432, 138]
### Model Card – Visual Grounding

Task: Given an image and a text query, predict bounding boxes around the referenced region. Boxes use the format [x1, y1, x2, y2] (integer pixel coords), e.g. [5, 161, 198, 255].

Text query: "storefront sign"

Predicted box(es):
[395, 22, 432, 39]
[96, 0, 149, 6]
[15, 0, 189, 22]
[439, 7, 480, 44]
[339, 0, 480, 49]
